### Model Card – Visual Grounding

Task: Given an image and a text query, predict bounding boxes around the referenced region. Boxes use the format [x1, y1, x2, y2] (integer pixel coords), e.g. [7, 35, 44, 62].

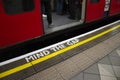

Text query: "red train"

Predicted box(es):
[0, 0, 120, 48]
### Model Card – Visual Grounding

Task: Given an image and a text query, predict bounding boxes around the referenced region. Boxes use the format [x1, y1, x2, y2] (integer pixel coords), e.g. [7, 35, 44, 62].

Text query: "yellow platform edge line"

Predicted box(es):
[0, 25, 120, 78]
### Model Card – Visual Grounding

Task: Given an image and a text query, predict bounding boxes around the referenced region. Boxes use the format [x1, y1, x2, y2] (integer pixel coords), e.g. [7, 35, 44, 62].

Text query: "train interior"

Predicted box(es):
[41, 0, 86, 34]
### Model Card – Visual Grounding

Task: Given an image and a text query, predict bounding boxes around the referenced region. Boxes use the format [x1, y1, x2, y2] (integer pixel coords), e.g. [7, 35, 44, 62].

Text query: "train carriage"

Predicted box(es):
[0, 0, 120, 80]
[0, 0, 120, 48]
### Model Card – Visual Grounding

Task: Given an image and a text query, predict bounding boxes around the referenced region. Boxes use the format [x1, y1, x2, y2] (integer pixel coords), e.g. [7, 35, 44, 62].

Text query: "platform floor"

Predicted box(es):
[24, 25, 120, 80]
[71, 46, 120, 80]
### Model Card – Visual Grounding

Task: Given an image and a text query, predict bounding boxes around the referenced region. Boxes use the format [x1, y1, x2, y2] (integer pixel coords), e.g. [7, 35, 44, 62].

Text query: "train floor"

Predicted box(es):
[42, 13, 82, 34]
[24, 21, 120, 80]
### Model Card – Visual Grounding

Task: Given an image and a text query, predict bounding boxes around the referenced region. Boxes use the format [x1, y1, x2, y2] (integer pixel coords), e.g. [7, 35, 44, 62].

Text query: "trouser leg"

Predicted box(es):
[44, 0, 52, 24]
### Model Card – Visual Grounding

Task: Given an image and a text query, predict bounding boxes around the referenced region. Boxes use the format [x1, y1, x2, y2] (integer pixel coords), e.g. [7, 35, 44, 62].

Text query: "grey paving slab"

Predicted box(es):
[99, 56, 111, 65]
[33, 67, 63, 80]
[84, 63, 99, 75]
[108, 32, 120, 44]
[33, 55, 63, 72]
[102, 42, 118, 54]
[104, 32, 120, 44]
[70, 53, 95, 71]
[71, 72, 83, 80]
[117, 77, 120, 80]
[103, 41, 119, 51]
[98, 64, 115, 77]
[112, 66, 120, 77]
[117, 46, 120, 49]
[109, 50, 120, 58]
[83, 42, 110, 61]
[54, 59, 79, 80]
[24, 76, 37, 80]
[109, 56, 120, 66]
[103, 33, 120, 50]
[84, 73, 100, 80]
[100, 76, 117, 80]
[116, 50, 120, 57]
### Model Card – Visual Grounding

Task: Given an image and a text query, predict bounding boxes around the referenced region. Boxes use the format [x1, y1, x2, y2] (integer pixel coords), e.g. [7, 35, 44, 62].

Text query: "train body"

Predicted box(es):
[0, 0, 120, 48]
[0, 1, 120, 80]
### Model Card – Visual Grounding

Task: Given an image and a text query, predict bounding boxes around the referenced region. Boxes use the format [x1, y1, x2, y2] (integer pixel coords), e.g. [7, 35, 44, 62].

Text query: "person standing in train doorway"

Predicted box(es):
[56, 0, 64, 15]
[67, 0, 76, 20]
[41, 0, 53, 27]
[68, 0, 82, 20]
[76, 0, 82, 20]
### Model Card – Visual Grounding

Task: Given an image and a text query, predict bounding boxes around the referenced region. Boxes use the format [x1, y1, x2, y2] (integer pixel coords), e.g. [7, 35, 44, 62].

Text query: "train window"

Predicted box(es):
[2, 0, 35, 14]
[90, 0, 100, 4]
[22, 0, 35, 12]
[117, 0, 120, 2]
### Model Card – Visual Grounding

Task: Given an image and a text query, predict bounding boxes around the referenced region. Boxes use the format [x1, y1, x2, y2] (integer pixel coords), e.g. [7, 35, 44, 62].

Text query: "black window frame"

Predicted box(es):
[2, 0, 35, 15]
[90, 0, 100, 4]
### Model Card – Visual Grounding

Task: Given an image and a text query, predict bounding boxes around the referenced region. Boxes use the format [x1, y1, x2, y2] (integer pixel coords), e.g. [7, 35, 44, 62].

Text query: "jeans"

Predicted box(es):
[41, 0, 52, 24]
[56, 0, 63, 14]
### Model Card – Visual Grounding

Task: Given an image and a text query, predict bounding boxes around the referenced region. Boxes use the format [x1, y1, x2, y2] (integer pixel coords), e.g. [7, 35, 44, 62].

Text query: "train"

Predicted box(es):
[0, 0, 120, 80]
[0, 0, 120, 48]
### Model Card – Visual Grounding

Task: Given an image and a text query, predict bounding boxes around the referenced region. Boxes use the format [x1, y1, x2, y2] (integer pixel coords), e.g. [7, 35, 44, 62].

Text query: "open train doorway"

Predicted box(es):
[40, 0, 86, 34]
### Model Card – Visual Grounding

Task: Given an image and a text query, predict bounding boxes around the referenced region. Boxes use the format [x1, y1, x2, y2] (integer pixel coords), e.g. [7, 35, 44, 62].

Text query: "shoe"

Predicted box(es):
[68, 16, 76, 20]
[48, 23, 54, 28]
[56, 13, 64, 15]
[42, 14, 47, 18]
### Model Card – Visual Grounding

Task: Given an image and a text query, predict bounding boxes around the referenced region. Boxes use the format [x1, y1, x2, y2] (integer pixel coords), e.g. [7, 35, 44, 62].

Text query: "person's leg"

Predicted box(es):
[44, 0, 52, 25]
[68, 0, 76, 19]
[76, 0, 82, 20]
[40, 0, 44, 14]
[56, 0, 63, 14]
[56, 0, 60, 14]
[62, 0, 68, 14]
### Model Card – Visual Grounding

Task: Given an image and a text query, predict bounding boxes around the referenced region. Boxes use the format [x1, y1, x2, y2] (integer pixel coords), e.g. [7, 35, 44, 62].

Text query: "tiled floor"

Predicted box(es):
[71, 46, 120, 80]
[24, 32, 120, 80]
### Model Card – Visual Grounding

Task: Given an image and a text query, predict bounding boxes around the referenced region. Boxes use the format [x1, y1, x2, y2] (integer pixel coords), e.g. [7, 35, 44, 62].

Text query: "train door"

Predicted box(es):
[109, 0, 120, 16]
[0, 0, 43, 48]
[86, 0, 105, 22]
[40, 0, 85, 33]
